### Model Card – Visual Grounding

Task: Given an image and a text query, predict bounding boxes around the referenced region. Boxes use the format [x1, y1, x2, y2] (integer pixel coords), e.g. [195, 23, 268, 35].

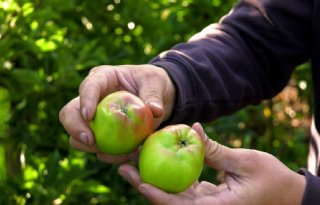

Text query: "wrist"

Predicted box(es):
[286, 171, 306, 205]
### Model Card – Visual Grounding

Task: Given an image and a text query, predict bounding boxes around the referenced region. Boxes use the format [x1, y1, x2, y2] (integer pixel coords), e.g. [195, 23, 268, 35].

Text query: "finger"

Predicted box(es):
[79, 66, 119, 121]
[191, 122, 247, 175]
[153, 117, 164, 130]
[139, 86, 164, 130]
[119, 165, 192, 205]
[118, 164, 143, 188]
[195, 181, 219, 197]
[59, 97, 95, 146]
[145, 101, 164, 119]
[135, 70, 165, 119]
[96, 152, 134, 164]
[179, 181, 198, 196]
[69, 137, 99, 153]
[191, 122, 206, 140]
[138, 184, 189, 205]
[118, 165, 183, 204]
[139, 85, 164, 118]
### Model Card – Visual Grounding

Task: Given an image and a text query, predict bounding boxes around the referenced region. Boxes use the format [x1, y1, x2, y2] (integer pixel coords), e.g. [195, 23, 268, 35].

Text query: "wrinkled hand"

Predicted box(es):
[59, 64, 176, 163]
[118, 123, 306, 205]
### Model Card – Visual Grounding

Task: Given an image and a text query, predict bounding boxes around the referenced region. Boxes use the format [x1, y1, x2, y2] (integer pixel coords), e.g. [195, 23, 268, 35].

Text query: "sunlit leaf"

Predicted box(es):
[24, 166, 38, 181]
[87, 184, 110, 194]
[35, 38, 57, 52]
[0, 0, 19, 12]
[22, 3, 34, 17]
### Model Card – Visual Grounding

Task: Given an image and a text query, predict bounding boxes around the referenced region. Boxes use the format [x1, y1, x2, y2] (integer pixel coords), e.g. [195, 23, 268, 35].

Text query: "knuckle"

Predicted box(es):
[58, 107, 66, 123]
[88, 65, 106, 74]
[79, 78, 88, 92]
[206, 140, 222, 159]
[58, 100, 76, 124]
[58, 98, 81, 131]
[239, 149, 265, 170]
[144, 70, 157, 78]
[79, 76, 100, 94]
[146, 89, 161, 99]
[134, 67, 158, 80]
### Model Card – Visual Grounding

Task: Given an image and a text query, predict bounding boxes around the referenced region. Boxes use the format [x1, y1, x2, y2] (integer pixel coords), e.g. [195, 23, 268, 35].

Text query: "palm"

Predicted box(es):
[191, 174, 249, 205]
[118, 164, 247, 205]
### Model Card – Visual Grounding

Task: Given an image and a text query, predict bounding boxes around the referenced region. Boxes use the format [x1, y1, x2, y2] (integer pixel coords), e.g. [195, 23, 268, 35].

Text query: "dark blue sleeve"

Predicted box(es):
[149, 0, 313, 125]
[298, 169, 320, 205]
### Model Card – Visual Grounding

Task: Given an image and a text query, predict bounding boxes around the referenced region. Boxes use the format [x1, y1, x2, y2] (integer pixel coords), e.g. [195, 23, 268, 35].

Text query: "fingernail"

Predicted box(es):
[81, 107, 88, 121]
[79, 132, 88, 145]
[147, 101, 164, 118]
[149, 102, 162, 109]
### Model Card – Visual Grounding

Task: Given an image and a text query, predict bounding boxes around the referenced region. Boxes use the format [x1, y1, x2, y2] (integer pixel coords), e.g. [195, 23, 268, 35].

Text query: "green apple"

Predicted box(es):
[90, 91, 153, 155]
[139, 124, 205, 193]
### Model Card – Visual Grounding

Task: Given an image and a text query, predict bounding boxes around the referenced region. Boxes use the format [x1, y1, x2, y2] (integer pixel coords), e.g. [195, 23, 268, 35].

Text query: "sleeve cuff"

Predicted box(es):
[297, 168, 320, 205]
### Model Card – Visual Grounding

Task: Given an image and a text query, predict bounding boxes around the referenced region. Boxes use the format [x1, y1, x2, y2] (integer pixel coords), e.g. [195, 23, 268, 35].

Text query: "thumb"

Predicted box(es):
[138, 86, 164, 119]
[192, 123, 248, 175]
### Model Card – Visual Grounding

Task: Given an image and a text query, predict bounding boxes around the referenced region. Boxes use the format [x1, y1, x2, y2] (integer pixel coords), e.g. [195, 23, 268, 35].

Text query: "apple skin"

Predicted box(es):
[139, 124, 205, 193]
[90, 91, 153, 155]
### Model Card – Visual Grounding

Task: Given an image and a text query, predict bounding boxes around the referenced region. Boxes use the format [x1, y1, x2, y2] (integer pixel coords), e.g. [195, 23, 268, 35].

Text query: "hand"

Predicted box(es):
[118, 123, 306, 205]
[59, 64, 176, 163]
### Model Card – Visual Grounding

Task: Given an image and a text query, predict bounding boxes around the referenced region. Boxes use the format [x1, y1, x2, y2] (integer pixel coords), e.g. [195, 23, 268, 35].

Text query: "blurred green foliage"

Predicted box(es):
[0, 0, 311, 204]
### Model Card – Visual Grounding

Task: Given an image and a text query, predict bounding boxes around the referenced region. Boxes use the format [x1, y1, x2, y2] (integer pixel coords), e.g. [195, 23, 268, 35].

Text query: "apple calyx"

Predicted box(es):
[177, 138, 188, 148]
[176, 129, 192, 148]
[118, 103, 128, 115]
[110, 102, 129, 115]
